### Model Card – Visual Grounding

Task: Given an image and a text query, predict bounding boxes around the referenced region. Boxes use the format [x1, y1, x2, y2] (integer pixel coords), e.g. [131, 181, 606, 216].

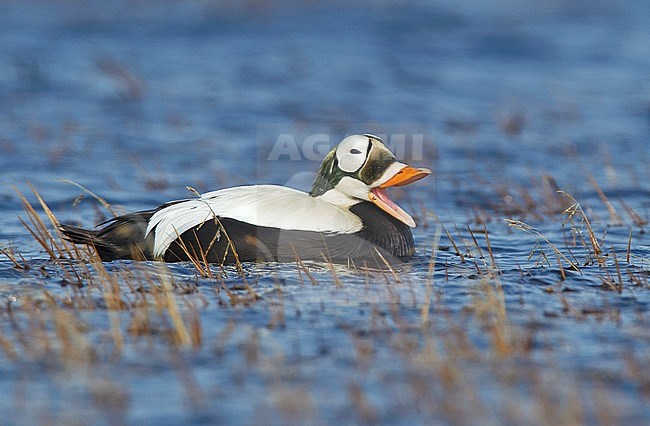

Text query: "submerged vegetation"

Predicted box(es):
[1, 176, 648, 424]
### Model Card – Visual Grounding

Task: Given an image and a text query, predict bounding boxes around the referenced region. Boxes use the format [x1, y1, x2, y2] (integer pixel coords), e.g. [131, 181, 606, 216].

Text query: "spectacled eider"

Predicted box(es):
[60, 134, 431, 267]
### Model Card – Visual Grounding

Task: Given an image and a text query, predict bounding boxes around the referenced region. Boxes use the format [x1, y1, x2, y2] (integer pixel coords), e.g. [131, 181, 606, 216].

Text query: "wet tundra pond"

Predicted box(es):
[1, 1, 649, 424]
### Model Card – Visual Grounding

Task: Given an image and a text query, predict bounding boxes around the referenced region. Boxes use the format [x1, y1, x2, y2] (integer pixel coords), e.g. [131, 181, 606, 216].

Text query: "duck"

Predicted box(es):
[60, 134, 430, 267]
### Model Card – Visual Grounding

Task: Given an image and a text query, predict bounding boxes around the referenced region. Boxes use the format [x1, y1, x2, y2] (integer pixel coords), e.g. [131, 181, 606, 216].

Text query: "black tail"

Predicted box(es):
[60, 212, 156, 261]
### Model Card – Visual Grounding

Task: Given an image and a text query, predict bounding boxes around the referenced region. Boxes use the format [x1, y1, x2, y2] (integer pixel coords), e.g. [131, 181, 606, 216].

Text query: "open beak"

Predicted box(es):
[368, 165, 431, 228]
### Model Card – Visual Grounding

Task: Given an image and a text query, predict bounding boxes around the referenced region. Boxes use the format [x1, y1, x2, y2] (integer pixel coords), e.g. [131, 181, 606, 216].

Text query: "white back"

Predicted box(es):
[146, 185, 363, 258]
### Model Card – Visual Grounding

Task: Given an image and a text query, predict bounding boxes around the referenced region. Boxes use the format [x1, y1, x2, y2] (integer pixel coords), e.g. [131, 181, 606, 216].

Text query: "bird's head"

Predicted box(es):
[310, 134, 430, 227]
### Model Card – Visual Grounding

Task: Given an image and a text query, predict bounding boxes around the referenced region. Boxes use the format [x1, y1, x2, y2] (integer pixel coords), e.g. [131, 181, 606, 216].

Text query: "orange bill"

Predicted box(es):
[379, 165, 431, 188]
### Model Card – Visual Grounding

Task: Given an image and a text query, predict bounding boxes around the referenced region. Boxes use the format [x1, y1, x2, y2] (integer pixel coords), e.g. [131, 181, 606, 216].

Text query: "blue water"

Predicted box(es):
[1, 1, 649, 424]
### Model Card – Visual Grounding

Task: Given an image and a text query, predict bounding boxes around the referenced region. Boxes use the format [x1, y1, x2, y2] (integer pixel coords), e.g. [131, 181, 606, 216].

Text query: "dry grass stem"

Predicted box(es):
[57, 178, 119, 217]
[421, 226, 441, 328]
[588, 175, 623, 226]
[559, 191, 605, 265]
[506, 219, 581, 273]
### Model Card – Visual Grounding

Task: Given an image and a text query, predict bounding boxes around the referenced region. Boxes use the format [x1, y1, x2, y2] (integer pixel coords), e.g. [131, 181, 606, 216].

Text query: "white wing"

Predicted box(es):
[146, 185, 363, 258]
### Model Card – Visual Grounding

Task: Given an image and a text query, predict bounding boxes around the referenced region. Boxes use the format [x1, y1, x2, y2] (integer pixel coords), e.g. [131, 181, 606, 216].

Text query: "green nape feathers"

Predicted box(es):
[309, 148, 346, 197]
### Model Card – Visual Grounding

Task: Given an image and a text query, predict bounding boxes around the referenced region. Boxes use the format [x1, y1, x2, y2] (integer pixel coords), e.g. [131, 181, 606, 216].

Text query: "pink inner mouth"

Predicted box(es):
[370, 187, 398, 210]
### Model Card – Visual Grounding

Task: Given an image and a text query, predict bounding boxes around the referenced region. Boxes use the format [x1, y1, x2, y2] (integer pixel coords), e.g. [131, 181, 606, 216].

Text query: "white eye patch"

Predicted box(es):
[336, 135, 370, 173]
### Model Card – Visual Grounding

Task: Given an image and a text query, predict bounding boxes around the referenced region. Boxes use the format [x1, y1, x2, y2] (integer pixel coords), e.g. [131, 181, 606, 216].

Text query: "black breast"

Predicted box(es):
[163, 201, 415, 267]
[348, 202, 415, 258]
